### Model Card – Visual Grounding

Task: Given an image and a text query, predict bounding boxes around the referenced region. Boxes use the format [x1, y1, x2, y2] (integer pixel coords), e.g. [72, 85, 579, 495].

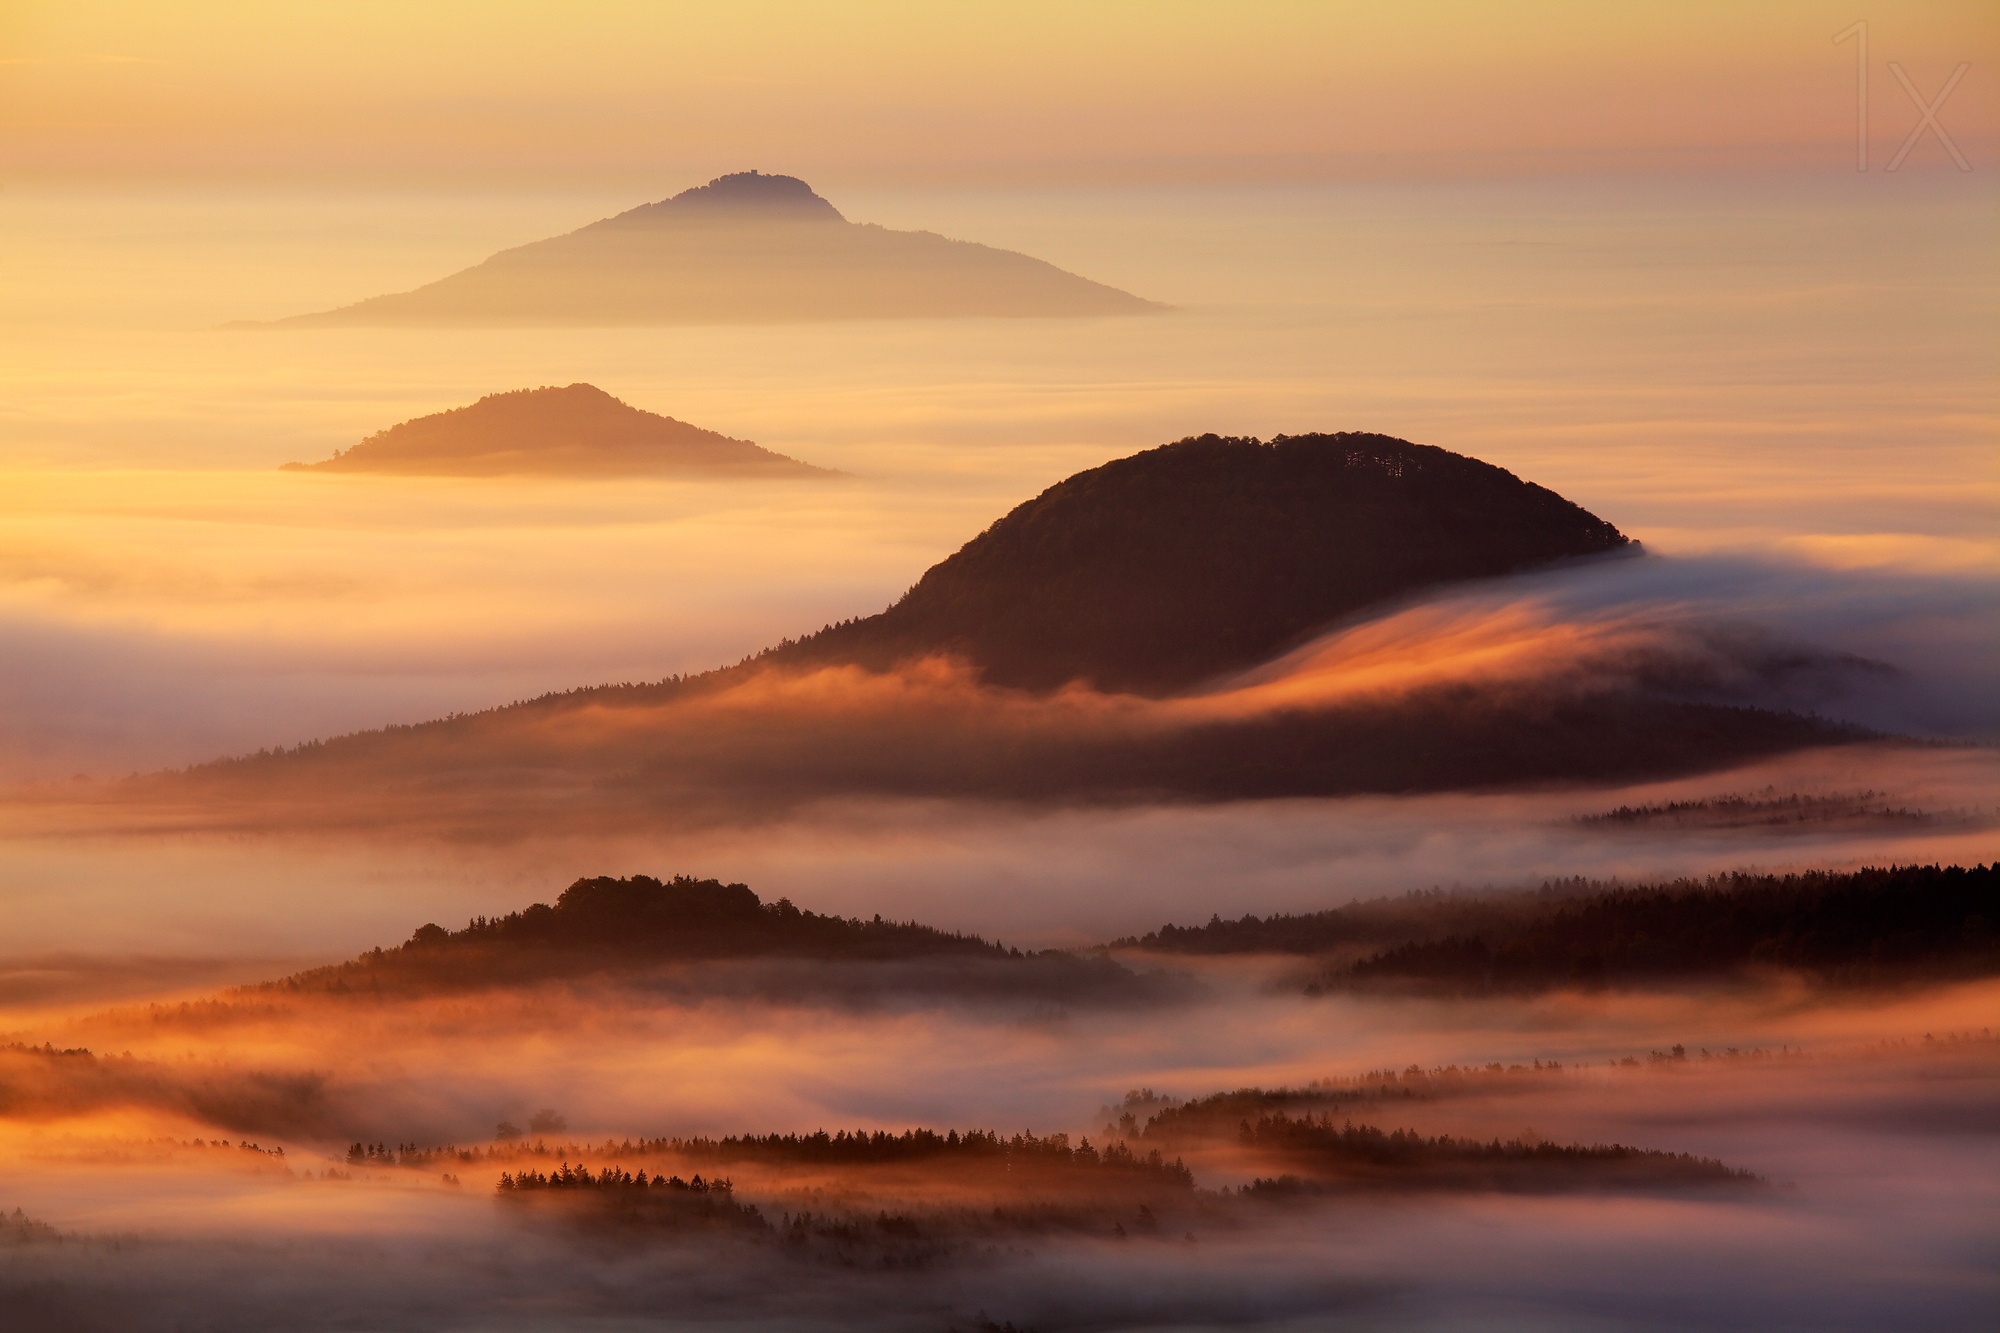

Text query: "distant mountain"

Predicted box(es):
[281, 384, 833, 478]
[767, 432, 1632, 693]
[252, 171, 1161, 327]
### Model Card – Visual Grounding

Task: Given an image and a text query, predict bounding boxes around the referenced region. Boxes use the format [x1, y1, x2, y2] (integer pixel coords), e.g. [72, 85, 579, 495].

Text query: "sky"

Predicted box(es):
[3, 1, 1995, 185]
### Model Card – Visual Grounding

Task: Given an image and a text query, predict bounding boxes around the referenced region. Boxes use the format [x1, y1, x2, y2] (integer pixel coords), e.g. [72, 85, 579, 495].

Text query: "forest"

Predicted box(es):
[258, 875, 1117, 996]
[618, 1127, 1194, 1186]
[478, 1109, 1752, 1262]
[1235, 1114, 1756, 1193]
[1120, 864, 1998, 993]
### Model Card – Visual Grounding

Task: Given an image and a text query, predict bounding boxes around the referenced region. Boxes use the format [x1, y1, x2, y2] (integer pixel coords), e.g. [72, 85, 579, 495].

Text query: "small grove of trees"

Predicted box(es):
[2, 1207, 63, 1246]
[499, 1163, 730, 1194]
[622, 1127, 1193, 1188]
[1235, 1113, 1755, 1191]
[498, 1162, 768, 1232]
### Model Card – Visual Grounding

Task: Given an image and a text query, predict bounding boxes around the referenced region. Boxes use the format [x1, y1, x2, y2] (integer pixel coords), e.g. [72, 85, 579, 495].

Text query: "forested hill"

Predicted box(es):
[265, 875, 1016, 995]
[761, 432, 1631, 694]
[1115, 864, 2000, 993]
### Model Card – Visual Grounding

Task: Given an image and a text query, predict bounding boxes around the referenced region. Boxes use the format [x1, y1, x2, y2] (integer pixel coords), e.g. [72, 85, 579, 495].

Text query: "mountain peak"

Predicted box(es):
[251, 171, 1158, 326]
[608, 170, 846, 227]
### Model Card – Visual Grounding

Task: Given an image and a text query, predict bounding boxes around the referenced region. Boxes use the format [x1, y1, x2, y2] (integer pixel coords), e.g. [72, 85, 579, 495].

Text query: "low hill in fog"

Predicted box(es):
[252, 171, 1161, 327]
[282, 384, 832, 478]
[765, 431, 1633, 693]
[254, 875, 1150, 1002]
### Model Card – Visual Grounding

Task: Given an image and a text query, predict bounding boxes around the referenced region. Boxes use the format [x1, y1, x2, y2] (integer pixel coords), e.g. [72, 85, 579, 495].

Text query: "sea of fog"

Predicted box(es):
[1, 169, 1997, 1331]
[2, 171, 1995, 774]
[1, 168, 1997, 956]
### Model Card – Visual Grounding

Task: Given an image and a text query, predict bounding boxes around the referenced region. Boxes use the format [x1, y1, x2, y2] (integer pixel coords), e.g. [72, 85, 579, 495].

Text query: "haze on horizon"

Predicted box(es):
[4, 2, 1996, 184]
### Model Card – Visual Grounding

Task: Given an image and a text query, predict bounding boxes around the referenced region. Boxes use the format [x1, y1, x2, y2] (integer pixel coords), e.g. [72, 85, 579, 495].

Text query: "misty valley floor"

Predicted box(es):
[1, 743, 1995, 1330]
[1, 938, 1996, 1330]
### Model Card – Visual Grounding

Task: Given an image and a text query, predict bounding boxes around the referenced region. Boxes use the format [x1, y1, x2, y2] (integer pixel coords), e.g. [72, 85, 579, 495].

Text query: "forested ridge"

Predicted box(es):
[262, 875, 1035, 995]
[1118, 864, 1999, 992]
[1235, 1114, 1756, 1193]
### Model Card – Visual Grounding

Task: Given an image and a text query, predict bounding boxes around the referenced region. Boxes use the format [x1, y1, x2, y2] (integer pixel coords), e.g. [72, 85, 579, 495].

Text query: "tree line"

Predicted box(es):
[1117, 864, 1998, 993]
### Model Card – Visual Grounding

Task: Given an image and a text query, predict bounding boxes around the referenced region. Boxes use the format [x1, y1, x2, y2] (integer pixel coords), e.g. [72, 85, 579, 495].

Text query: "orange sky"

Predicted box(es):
[3, 1, 1994, 183]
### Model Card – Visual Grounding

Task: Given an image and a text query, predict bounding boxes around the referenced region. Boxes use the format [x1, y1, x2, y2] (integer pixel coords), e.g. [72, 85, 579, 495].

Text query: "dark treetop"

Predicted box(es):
[764, 432, 1631, 694]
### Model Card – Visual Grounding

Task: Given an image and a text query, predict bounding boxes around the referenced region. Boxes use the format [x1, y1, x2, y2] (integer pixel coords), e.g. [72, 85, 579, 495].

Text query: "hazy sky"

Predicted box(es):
[4, 1, 1994, 184]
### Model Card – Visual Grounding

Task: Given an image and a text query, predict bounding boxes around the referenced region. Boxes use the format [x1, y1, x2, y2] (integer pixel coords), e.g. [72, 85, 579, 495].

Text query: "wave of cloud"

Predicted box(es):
[9, 549, 1990, 842]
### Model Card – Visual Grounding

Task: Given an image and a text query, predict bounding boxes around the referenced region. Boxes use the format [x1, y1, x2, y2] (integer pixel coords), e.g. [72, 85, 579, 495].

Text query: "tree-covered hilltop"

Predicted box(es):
[410, 874, 1003, 959]
[1116, 864, 1999, 993]
[263, 875, 1061, 996]
[765, 432, 1632, 694]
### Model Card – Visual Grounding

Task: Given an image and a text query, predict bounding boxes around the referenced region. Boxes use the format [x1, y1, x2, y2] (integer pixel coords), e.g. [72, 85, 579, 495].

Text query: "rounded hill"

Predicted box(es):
[282, 383, 832, 478]
[774, 433, 1631, 693]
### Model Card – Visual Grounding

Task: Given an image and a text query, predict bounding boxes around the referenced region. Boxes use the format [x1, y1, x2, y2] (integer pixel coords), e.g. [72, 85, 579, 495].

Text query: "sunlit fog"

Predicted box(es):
[2, 3, 1995, 1329]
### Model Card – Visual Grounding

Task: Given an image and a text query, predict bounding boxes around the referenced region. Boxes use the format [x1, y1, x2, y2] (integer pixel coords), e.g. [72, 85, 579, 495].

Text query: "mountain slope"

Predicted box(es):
[281, 384, 832, 478]
[766, 432, 1632, 693]
[22, 430, 1870, 835]
[255, 171, 1161, 327]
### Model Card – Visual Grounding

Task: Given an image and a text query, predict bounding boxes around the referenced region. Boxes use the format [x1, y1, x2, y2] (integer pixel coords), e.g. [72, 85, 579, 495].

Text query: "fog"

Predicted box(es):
[4, 173, 1994, 781]
[2, 961, 1994, 1329]
[3, 116, 1996, 1332]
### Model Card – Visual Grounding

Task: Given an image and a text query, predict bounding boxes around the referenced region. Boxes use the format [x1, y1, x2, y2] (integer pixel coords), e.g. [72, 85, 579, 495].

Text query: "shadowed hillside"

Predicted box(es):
[762, 432, 1633, 693]
[281, 384, 831, 478]
[253, 171, 1161, 327]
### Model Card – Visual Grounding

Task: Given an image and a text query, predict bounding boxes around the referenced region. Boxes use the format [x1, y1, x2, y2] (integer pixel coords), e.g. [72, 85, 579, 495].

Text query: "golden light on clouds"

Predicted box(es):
[3, 1, 1993, 182]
